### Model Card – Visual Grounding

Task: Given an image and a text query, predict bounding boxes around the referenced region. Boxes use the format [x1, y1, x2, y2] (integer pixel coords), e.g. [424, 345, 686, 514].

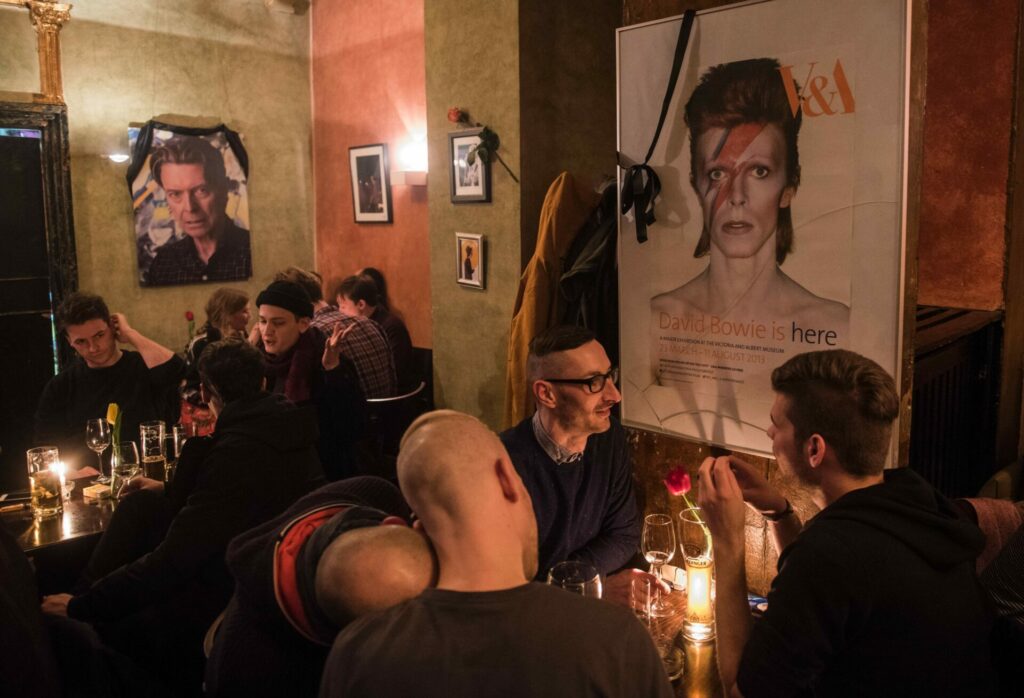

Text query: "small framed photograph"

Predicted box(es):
[449, 128, 490, 203]
[349, 143, 392, 223]
[456, 232, 485, 289]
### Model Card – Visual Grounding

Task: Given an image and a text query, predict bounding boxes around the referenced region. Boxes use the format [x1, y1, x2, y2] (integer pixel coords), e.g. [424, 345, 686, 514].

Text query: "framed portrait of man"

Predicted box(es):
[127, 122, 252, 287]
[617, 0, 912, 455]
[349, 143, 393, 224]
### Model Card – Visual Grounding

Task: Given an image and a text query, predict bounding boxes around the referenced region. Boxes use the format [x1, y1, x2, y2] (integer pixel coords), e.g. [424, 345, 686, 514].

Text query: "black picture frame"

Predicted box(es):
[448, 128, 491, 203]
[349, 143, 393, 223]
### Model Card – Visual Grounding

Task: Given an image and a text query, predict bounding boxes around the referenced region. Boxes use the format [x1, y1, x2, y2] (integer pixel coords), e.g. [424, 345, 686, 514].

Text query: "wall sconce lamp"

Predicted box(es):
[392, 133, 428, 186]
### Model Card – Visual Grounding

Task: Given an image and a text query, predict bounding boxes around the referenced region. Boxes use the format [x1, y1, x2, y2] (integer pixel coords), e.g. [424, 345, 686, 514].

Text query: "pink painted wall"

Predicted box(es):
[312, 0, 431, 347]
[917, 0, 1016, 310]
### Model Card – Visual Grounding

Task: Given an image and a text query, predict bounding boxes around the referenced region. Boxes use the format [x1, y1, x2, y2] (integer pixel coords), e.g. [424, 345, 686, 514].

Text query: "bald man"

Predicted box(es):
[205, 477, 435, 698]
[320, 410, 673, 698]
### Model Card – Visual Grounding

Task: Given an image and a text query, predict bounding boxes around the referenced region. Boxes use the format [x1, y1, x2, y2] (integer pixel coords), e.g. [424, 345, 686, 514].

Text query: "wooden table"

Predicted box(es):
[1, 479, 115, 552]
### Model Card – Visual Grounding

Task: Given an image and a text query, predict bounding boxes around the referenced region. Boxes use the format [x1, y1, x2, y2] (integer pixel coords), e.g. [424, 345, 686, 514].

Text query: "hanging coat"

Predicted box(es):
[502, 172, 599, 428]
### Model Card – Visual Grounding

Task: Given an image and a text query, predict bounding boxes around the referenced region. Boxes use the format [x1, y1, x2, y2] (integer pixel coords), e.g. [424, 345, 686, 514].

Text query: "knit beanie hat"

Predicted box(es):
[256, 280, 313, 319]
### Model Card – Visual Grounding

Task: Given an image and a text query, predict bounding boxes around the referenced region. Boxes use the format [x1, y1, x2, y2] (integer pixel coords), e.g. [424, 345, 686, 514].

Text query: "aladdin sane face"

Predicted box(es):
[694, 122, 795, 260]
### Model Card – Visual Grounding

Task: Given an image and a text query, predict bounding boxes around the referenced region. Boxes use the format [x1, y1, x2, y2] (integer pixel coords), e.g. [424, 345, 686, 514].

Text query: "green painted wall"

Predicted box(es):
[425, 0, 523, 428]
[0, 1, 312, 353]
[424, 0, 618, 429]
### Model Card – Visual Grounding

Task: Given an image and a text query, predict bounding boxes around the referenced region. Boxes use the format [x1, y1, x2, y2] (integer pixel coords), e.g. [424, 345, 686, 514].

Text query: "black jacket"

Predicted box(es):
[738, 467, 995, 697]
[68, 393, 324, 625]
[205, 477, 410, 698]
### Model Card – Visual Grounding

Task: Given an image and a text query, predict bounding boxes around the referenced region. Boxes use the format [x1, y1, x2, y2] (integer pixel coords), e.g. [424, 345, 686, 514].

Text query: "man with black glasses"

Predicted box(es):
[500, 326, 641, 584]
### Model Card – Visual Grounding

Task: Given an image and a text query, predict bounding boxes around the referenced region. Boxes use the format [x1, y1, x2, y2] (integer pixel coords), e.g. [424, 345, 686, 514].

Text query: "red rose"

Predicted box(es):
[663, 465, 691, 496]
[447, 107, 465, 124]
[185, 310, 194, 321]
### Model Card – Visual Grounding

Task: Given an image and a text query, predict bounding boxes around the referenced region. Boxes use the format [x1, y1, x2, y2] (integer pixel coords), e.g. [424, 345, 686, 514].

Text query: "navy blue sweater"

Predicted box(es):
[500, 416, 641, 580]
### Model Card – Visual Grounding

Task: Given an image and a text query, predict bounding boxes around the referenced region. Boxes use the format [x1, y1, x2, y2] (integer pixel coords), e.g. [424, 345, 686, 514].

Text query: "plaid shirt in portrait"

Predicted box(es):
[146, 220, 252, 286]
[313, 307, 397, 398]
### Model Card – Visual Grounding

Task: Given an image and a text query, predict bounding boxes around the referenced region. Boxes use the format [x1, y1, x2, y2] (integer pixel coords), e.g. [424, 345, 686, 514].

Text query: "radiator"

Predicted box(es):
[909, 307, 1002, 498]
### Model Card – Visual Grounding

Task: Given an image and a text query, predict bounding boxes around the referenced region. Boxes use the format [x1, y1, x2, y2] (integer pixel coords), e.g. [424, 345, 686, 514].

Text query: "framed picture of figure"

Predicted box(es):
[127, 121, 252, 287]
[449, 128, 491, 203]
[617, 0, 912, 457]
[349, 143, 393, 223]
[456, 232, 485, 289]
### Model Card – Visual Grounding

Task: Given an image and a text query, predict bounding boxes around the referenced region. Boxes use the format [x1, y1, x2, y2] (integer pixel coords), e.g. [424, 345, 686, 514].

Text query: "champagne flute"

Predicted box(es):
[110, 441, 140, 499]
[642, 513, 677, 616]
[86, 418, 111, 483]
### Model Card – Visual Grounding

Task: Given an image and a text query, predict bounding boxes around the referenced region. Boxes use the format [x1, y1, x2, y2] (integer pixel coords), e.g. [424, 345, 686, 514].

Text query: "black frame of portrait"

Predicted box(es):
[448, 128, 491, 204]
[349, 143, 393, 224]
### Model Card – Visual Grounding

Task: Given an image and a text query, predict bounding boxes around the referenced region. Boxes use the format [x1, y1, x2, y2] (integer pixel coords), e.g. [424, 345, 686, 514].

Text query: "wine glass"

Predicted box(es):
[642, 513, 677, 616]
[85, 418, 111, 483]
[547, 561, 602, 599]
[110, 441, 140, 499]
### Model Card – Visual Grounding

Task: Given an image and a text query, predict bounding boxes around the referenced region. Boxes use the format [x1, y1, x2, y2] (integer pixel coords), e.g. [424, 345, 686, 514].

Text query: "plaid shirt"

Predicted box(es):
[313, 307, 396, 398]
[146, 220, 252, 286]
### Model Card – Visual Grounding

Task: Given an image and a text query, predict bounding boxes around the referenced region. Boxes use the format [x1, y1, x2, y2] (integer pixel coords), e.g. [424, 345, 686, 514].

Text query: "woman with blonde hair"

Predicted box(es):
[183, 288, 250, 407]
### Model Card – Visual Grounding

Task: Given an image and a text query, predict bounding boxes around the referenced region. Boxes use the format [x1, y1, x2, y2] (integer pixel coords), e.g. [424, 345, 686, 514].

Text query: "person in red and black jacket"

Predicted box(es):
[205, 477, 435, 698]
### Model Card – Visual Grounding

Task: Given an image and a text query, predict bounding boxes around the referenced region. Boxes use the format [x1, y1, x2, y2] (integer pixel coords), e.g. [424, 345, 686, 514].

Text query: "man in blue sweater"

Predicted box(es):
[500, 326, 641, 584]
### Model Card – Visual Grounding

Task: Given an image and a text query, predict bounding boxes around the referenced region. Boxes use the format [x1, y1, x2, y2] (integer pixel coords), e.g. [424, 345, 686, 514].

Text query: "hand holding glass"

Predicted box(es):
[110, 442, 140, 498]
[642, 513, 677, 616]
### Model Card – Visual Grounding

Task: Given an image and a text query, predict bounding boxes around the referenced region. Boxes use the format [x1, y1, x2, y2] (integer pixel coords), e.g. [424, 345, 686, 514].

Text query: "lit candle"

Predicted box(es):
[686, 558, 714, 623]
[51, 461, 67, 500]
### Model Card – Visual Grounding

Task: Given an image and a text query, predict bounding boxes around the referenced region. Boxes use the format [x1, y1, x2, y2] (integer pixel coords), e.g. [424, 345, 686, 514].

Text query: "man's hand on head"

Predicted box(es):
[110, 312, 134, 344]
[603, 568, 670, 609]
[697, 456, 747, 559]
[41, 593, 73, 617]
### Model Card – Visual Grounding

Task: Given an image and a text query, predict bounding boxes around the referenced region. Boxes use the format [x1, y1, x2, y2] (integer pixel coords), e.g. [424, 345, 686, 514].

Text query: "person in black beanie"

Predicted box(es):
[205, 476, 435, 698]
[254, 279, 367, 480]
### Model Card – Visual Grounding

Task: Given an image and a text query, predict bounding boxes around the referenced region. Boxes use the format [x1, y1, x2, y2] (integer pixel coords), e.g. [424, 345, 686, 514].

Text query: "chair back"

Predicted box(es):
[364, 381, 429, 479]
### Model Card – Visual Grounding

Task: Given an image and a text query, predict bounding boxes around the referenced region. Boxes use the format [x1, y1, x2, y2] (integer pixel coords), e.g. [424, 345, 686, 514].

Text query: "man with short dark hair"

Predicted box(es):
[41, 338, 324, 695]
[274, 267, 397, 399]
[698, 349, 995, 697]
[320, 410, 673, 698]
[205, 476, 435, 698]
[336, 274, 415, 391]
[34, 291, 184, 469]
[146, 136, 252, 285]
[500, 325, 641, 583]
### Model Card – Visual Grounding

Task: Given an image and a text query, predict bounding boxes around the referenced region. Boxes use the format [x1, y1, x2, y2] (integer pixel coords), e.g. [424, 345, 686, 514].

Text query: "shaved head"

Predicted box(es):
[398, 409, 538, 581]
[315, 525, 436, 628]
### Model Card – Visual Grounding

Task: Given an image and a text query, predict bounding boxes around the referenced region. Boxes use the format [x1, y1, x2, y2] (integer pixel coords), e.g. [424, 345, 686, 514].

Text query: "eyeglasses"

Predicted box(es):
[543, 367, 619, 394]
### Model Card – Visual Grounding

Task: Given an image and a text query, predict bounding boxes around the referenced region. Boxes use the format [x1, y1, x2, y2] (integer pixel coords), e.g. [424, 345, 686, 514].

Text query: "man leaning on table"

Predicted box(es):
[698, 349, 995, 698]
[320, 410, 673, 697]
[500, 325, 642, 592]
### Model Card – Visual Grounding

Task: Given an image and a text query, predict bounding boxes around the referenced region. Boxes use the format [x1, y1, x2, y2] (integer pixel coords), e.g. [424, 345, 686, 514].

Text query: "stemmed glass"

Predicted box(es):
[642, 513, 677, 616]
[110, 441, 140, 498]
[85, 418, 111, 483]
[547, 561, 603, 599]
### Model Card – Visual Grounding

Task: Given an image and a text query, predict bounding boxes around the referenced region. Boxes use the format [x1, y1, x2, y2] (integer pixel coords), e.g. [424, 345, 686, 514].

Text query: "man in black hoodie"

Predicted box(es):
[697, 349, 994, 698]
[41, 338, 324, 695]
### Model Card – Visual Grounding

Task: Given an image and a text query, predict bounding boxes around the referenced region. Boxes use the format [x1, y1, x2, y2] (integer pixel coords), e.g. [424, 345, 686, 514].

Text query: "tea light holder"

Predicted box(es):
[679, 506, 715, 642]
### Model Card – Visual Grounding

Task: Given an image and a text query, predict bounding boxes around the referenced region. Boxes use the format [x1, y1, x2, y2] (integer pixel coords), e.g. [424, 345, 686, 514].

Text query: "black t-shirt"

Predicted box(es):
[320, 583, 673, 698]
[34, 351, 185, 469]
